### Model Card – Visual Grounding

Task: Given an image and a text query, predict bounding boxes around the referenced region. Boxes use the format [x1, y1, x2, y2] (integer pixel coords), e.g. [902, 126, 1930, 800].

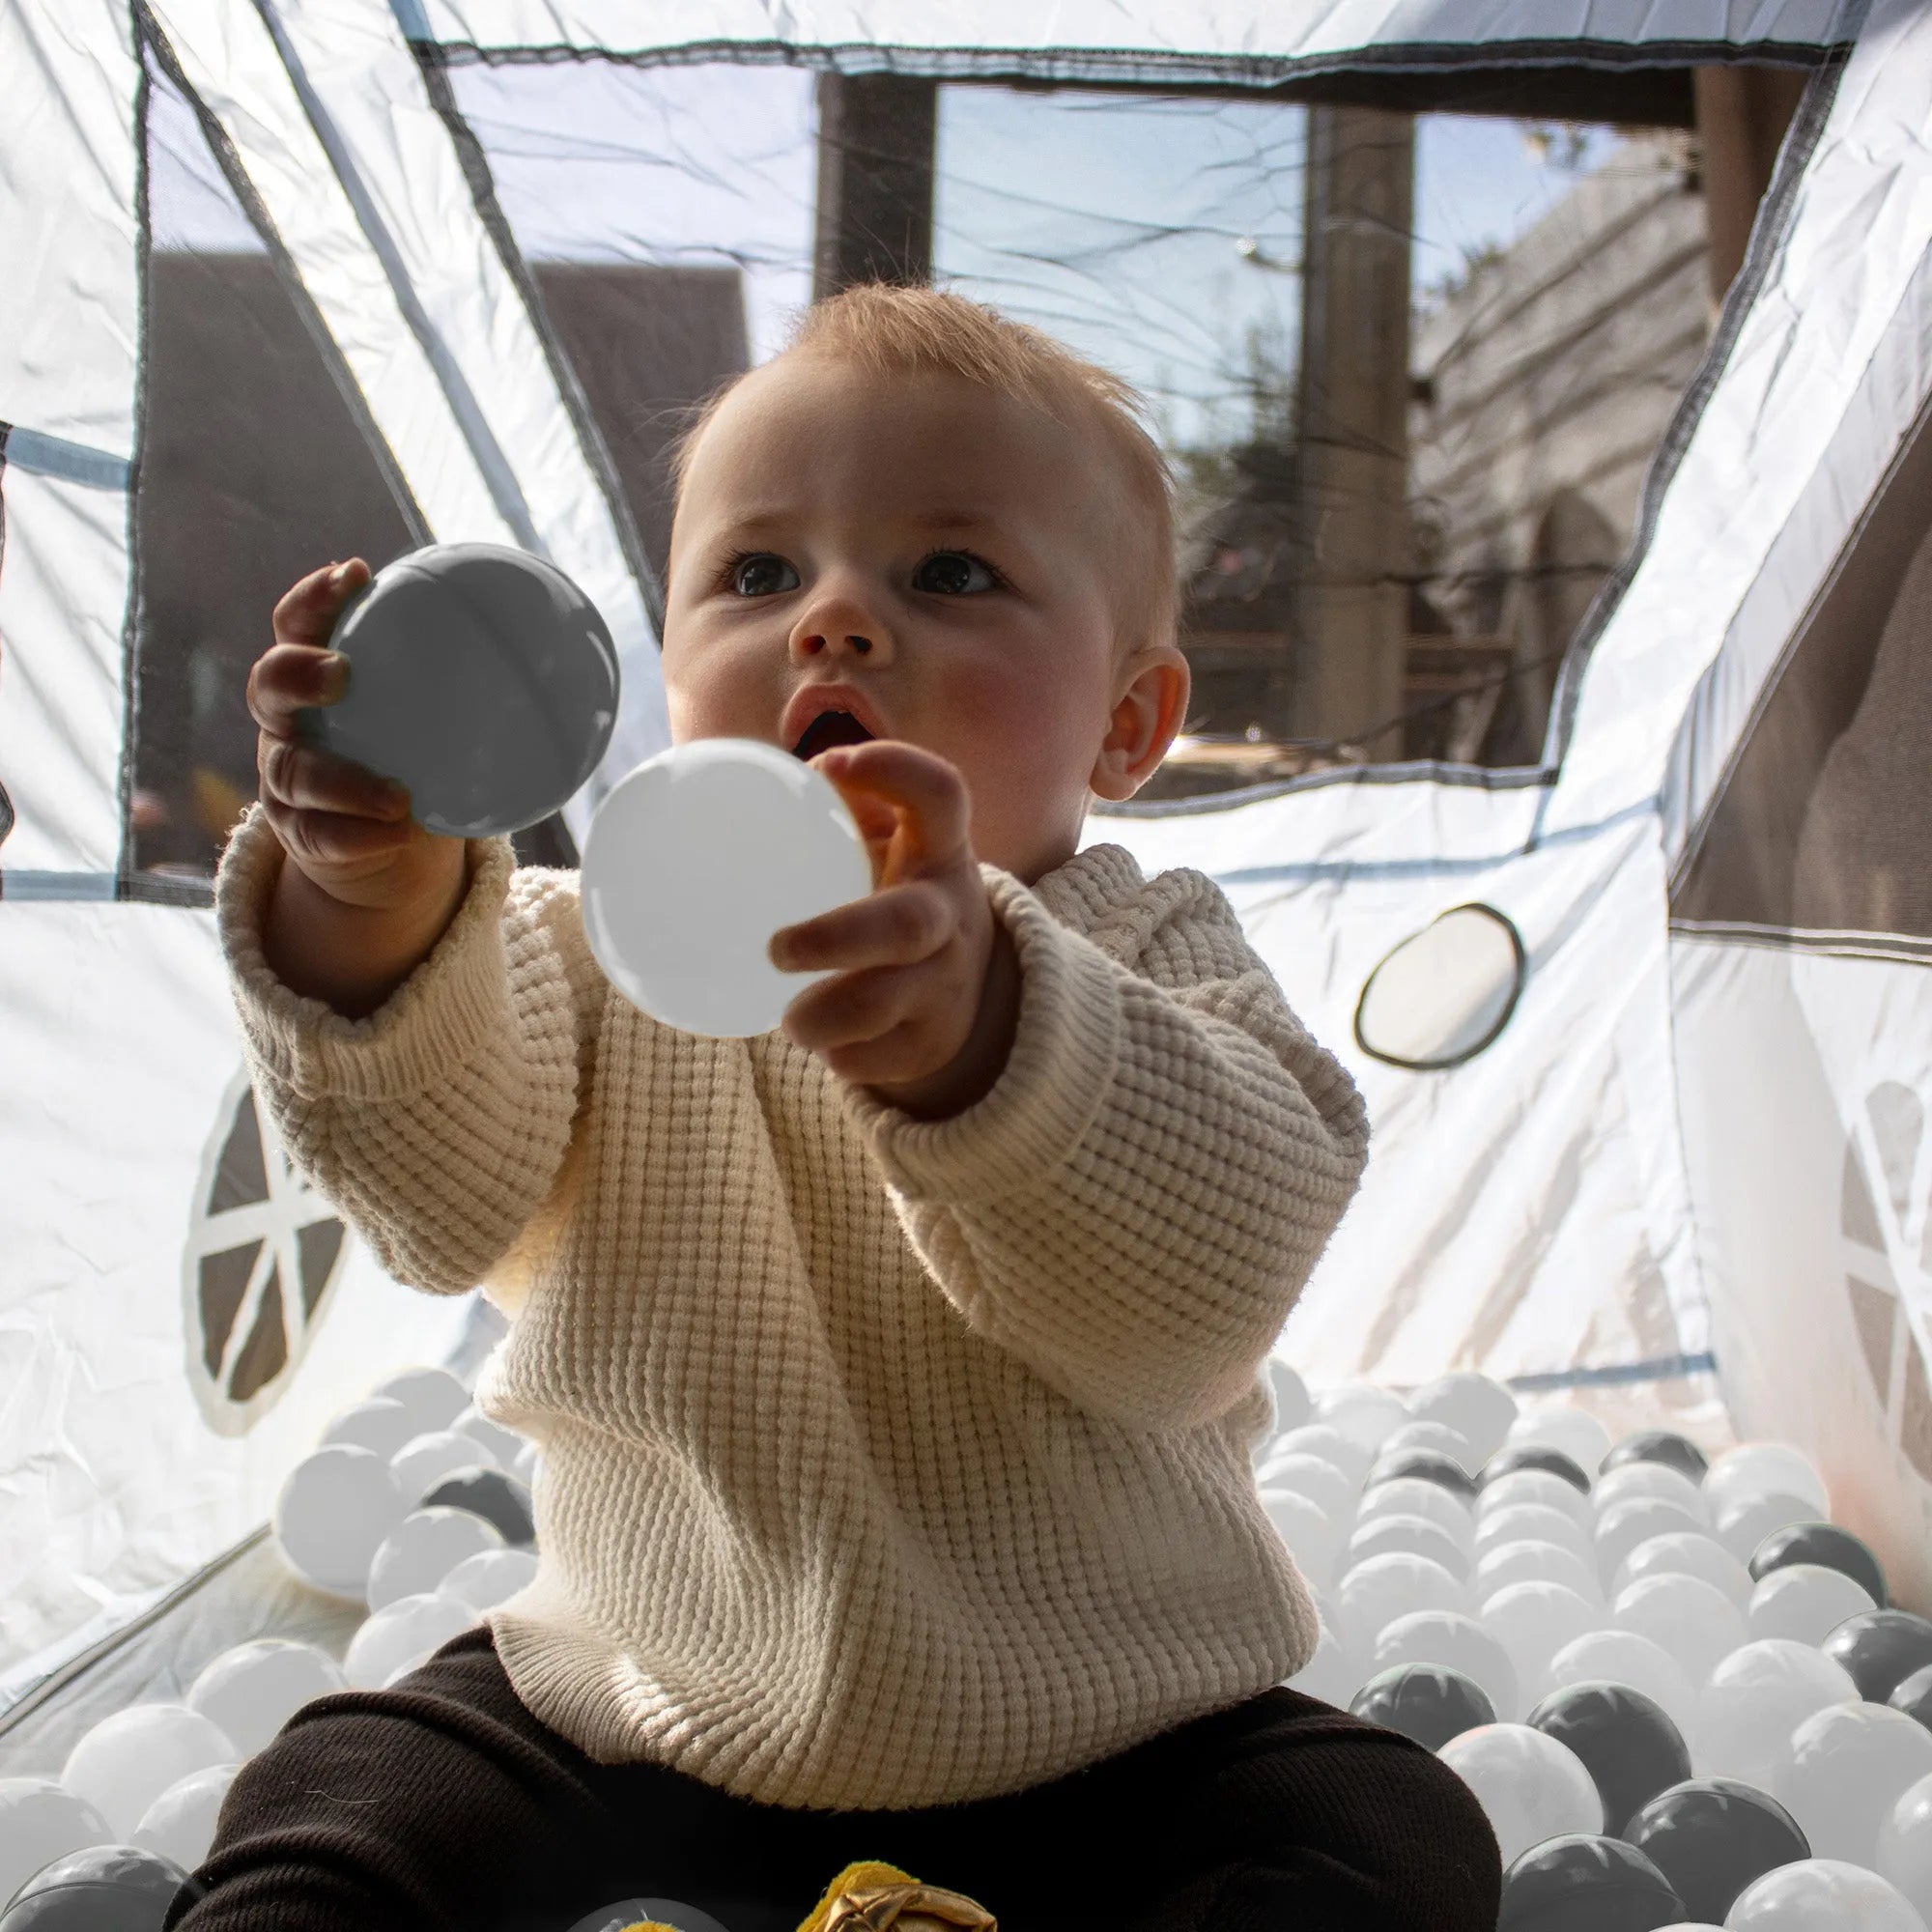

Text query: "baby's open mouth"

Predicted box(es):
[791, 711, 876, 760]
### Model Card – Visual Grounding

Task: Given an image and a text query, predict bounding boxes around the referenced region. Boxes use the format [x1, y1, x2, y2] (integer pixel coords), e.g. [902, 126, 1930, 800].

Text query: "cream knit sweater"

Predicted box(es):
[215, 800, 1369, 1813]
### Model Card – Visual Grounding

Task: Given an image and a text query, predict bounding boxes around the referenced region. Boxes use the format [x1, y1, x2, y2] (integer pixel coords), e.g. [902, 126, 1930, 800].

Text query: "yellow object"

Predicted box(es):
[616, 1923, 683, 1931]
[796, 1860, 998, 1932]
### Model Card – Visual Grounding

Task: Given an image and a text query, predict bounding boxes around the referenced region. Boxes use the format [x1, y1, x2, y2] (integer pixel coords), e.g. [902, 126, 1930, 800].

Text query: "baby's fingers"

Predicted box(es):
[272, 558, 369, 650]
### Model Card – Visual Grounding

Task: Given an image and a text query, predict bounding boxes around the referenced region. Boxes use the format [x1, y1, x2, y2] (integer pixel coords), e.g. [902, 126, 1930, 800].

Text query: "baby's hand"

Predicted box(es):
[768, 741, 1013, 1109]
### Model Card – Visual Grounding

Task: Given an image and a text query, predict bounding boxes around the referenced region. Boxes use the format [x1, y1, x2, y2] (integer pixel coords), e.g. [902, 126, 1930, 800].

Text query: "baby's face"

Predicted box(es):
[662, 354, 1185, 886]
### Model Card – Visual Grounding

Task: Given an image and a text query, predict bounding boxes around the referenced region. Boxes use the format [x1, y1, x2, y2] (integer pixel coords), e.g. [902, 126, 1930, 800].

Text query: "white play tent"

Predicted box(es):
[5, 0, 1930, 1782]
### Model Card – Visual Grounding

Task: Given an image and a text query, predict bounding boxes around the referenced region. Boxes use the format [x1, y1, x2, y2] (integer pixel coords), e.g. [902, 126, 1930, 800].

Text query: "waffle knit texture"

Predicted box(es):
[214, 801, 1369, 1813]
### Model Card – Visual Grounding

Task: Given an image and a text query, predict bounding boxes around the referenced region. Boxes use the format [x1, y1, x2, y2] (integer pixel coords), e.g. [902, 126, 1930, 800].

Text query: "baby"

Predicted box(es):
[175, 287, 1499, 1932]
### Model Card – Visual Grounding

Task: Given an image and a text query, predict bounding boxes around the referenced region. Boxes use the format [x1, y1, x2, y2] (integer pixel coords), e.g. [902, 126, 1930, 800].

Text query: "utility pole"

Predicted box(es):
[812, 74, 938, 297]
[1289, 103, 1415, 762]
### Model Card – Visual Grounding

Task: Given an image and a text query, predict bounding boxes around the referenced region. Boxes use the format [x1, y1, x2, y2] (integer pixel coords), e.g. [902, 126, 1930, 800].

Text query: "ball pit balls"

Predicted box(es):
[1748, 1563, 1877, 1645]
[1288, 1622, 1365, 1707]
[1613, 1573, 1748, 1687]
[1437, 1722, 1605, 1866]
[1482, 1580, 1603, 1713]
[372, 1366, 470, 1437]
[1594, 1461, 1712, 1527]
[1495, 1833, 1686, 1932]
[1478, 1502, 1594, 1567]
[1717, 1492, 1823, 1566]
[0, 1843, 203, 1932]
[1770, 1701, 1932, 1870]
[391, 1431, 497, 1510]
[131, 1763, 238, 1875]
[565, 1900, 738, 1932]
[1350, 1662, 1496, 1749]
[343, 1591, 480, 1691]
[1703, 1443, 1830, 1521]
[1876, 1771, 1932, 1924]
[1544, 1633, 1698, 1744]
[272, 1444, 409, 1598]
[582, 736, 876, 1037]
[1338, 1551, 1469, 1651]
[1476, 1537, 1605, 1608]
[1260, 1488, 1346, 1592]
[1372, 1610, 1520, 1724]
[0, 1782, 113, 1912]
[1623, 1778, 1811, 1925]
[1485, 1446, 1593, 1496]
[1375, 1419, 1479, 1474]
[1612, 1532, 1751, 1610]
[1269, 1424, 1374, 1488]
[1891, 1663, 1932, 1729]
[1261, 1453, 1356, 1521]
[1505, 1406, 1613, 1479]
[1695, 1640, 1861, 1789]
[1525, 1682, 1691, 1839]
[1481, 1468, 1596, 1539]
[366, 1505, 507, 1612]
[1749, 1520, 1889, 1608]
[60, 1705, 237, 1840]
[420, 1467, 536, 1547]
[1345, 1512, 1471, 1583]
[1365, 1447, 1481, 1501]
[448, 1404, 529, 1473]
[1314, 1384, 1409, 1456]
[1356, 1476, 1474, 1546]
[186, 1638, 347, 1759]
[1723, 1857, 1925, 1930]
[1597, 1499, 1712, 1588]
[297, 542, 619, 840]
[440, 1546, 539, 1613]
[1825, 1611, 1932, 1704]
[1406, 1372, 1519, 1466]
[1265, 1360, 1313, 1435]
[1601, 1430, 1709, 1485]
[320, 1395, 421, 1461]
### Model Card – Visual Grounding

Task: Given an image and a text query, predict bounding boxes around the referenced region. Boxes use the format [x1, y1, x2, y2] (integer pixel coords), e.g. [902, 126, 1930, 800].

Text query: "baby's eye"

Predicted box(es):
[913, 551, 997, 595]
[730, 554, 800, 597]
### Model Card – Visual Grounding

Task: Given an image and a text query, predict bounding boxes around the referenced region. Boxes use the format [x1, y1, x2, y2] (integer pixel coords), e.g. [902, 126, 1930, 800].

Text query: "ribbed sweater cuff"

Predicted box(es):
[839, 861, 1122, 1206]
[213, 801, 519, 1102]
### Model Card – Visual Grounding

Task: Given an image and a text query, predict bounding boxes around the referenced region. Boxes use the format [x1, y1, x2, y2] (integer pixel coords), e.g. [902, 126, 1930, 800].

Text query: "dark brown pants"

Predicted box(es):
[164, 1623, 1499, 1932]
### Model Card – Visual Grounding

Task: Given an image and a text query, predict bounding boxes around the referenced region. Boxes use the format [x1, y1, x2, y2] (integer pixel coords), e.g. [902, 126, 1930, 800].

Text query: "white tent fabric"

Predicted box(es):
[6, 0, 1930, 1744]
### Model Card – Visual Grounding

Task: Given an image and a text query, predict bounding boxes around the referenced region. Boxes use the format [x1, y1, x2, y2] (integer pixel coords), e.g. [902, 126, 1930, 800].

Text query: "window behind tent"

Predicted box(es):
[129, 57, 753, 885]
[1669, 394, 1932, 952]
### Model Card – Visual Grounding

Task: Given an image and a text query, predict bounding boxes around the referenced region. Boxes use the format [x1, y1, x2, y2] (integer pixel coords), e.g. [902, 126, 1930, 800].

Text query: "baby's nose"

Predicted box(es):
[800, 629, 872, 653]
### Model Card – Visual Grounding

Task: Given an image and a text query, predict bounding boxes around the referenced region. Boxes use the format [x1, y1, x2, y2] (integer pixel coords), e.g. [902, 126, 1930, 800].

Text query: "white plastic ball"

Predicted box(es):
[1345, 1513, 1470, 1583]
[1376, 1420, 1480, 1475]
[449, 1404, 528, 1473]
[1476, 1502, 1594, 1566]
[1614, 1532, 1754, 1609]
[1697, 1639, 1861, 1787]
[1876, 1773, 1932, 1924]
[0, 1779, 112, 1909]
[1506, 1404, 1613, 1478]
[1546, 1629, 1699, 1740]
[440, 1547, 539, 1613]
[1437, 1722, 1605, 1866]
[343, 1592, 480, 1691]
[1480, 1467, 1597, 1536]
[1356, 1477, 1475, 1548]
[1474, 1538, 1605, 1608]
[1718, 1492, 1829, 1567]
[1260, 1454, 1357, 1523]
[1289, 1621, 1366, 1707]
[272, 1445, 410, 1598]
[132, 1762, 240, 1873]
[187, 1638, 349, 1759]
[1315, 1384, 1410, 1456]
[320, 1396, 421, 1462]
[1408, 1373, 1520, 1465]
[1749, 1564, 1878, 1647]
[1595, 1460, 1713, 1527]
[1374, 1610, 1521, 1722]
[582, 738, 872, 1037]
[371, 1366, 470, 1437]
[1481, 1580, 1603, 1713]
[390, 1431, 497, 1510]
[1616, 1573, 1751, 1686]
[1705, 1443, 1831, 1521]
[1337, 1552, 1469, 1653]
[1267, 1424, 1374, 1490]
[1722, 1858, 1926, 1930]
[1770, 1702, 1932, 1870]
[1598, 1497, 1712, 1587]
[1260, 1487, 1348, 1593]
[1265, 1360, 1313, 1436]
[366, 1505, 507, 1611]
[61, 1703, 238, 1838]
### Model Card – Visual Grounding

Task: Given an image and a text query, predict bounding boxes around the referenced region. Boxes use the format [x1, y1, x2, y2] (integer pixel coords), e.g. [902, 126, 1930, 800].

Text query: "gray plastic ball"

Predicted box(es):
[296, 542, 619, 838]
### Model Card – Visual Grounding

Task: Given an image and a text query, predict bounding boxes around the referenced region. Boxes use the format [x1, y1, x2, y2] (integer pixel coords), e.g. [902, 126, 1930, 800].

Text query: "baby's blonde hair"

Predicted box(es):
[670, 283, 1178, 666]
